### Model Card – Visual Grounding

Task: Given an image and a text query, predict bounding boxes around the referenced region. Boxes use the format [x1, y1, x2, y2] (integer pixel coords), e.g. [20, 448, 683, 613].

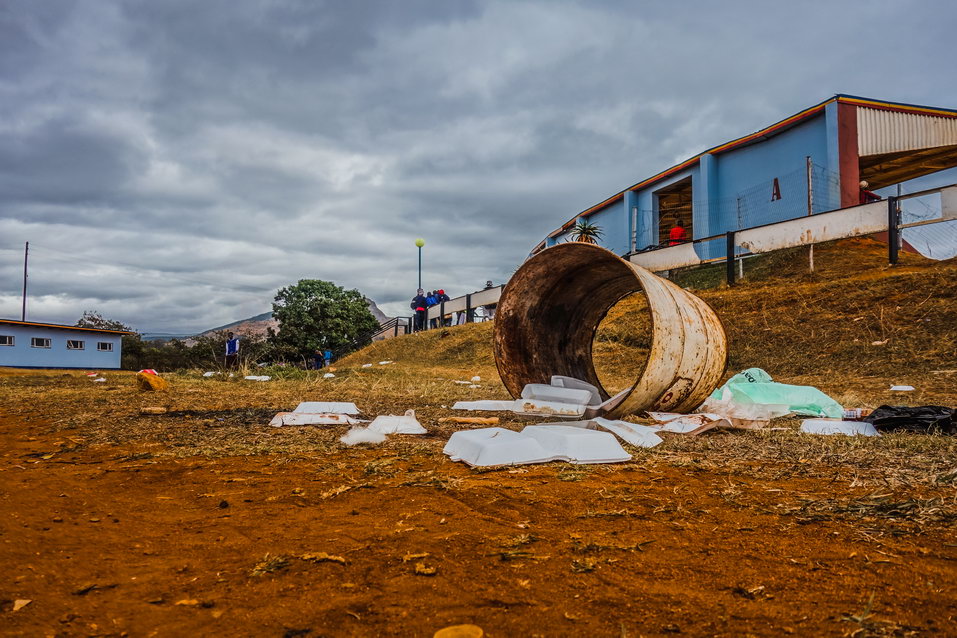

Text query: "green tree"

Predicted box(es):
[76, 310, 144, 370]
[270, 280, 379, 361]
[570, 219, 603, 244]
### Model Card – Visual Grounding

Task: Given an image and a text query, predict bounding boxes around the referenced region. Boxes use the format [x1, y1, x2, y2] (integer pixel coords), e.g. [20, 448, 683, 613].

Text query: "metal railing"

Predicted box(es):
[628, 183, 957, 286]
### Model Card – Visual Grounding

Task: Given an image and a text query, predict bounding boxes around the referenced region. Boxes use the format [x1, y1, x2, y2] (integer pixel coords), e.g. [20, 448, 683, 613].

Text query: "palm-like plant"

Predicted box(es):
[570, 219, 603, 244]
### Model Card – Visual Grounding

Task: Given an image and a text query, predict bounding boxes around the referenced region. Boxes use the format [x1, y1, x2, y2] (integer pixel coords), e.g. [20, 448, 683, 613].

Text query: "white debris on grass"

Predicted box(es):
[294, 402, 360, 415]
[244, 375, 271, 381]
[470, 376, 481, 383]
[443, 425, 630, 467]
[647, 412, 730, 435]
[890, 385, 915, 391]
[202, 371, 220, 377]
[378, 361, 393, 365]
[367, 409, 426, 434]
[800, 419, 880, 437]
[269, 413, 365, 427]
[323, 372, 335, 378]
[453, 380, 472, 385]
[340, 427, 387, 446]
[361, 363, 373, 368]
[92, 377, 106, 383]
[592, 417, 663, 448]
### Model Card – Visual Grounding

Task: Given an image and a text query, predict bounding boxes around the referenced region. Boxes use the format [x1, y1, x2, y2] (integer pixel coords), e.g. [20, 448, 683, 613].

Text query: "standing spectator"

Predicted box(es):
[411, 289, 428, 331]
[668, 219, 688, 246]
[225, 331, 240, 368]
[483, 281, 497, 321]
[859, 180, 881, 204]
[324, 349, 333, 367]
[436, 289, 451, 325]
[427, 290, 440, 328]
[313, 349, 324, 370]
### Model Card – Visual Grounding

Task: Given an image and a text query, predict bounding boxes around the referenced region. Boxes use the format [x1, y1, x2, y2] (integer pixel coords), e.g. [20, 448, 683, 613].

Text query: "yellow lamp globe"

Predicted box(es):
[415, 238, 425, 247]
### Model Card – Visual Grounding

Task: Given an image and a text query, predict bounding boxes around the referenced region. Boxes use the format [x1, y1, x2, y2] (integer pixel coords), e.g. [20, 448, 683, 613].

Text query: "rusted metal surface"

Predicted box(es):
[494, 242, 727, 418]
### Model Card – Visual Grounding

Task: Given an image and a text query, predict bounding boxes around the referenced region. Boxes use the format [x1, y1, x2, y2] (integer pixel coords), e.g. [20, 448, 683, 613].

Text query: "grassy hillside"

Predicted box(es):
[342, 238, 957, 390]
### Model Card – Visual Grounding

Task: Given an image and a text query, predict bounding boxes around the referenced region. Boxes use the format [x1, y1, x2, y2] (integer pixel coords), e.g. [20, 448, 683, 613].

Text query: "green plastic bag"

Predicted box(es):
[710, 368, 843, 419]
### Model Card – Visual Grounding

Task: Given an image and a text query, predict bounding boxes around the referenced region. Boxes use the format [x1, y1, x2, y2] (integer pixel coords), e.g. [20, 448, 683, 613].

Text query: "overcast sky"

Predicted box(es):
[2, 0, 955, 333]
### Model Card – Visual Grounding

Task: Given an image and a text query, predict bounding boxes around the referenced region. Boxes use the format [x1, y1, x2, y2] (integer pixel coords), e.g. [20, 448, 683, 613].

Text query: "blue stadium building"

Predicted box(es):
[536, 95, 957, 258]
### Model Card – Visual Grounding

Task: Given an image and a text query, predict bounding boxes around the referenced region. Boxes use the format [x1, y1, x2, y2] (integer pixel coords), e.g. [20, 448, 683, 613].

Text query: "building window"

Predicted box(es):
[31, 337, 52, 348]
[67, 340, 85, 350]
[97, 342, 114, 352]
[0, 335, 13, 346]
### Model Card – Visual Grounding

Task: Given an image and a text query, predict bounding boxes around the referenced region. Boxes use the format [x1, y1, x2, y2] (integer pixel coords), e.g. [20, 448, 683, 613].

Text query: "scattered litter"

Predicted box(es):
[367, 410, 426, 434]
[300, 552, 346, 564]
[361, 363, 373, 368]
[593, 417, 664, 448]
[92, 377, 106, 383]
[202, 371, 220, 377]
[889, 385, 915, 392]
[698, 388, 775, 428]
[294, 402, 360, 415]
[863, 405, 956, 434]
[706, 368, 843, 419]
[453, 380, 472, 385]
[444, 428, 558, 467]
[647, 412, 729, 435]
[136, 371, 170, 392]
[800, 419, 880, 437]
[85, 372, 98, 377]
[522, 425, 631, 464]
[444, 425, 630, 467]
[269, 413, 365, 427]
[550, 375, 602, 406]
[414, 562, 437, 576]
[340, 427, 386, 446]
[470, 376, 481, 383]
[244, 375, 271, 381]
[139, 369, 158, 375]
[140, 407, 167, 415]
[12, 599, 31, 612]
[434, 625, 484, 638]
[871, 339, 889, 346]
[468, 384, 480, 389]
[522, 383, 595, 406]
[438, 416, 500, 425]
[323, 372, 335, 378]
[517, 399, 586, 418]
[378, 360, 393, 365]
[842, 408, 872, 420]
[452, 400, 516, 412]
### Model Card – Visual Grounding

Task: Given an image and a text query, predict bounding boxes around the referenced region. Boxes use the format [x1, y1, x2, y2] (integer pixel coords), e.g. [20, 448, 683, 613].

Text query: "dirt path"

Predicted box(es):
[2, 413, 956, 637]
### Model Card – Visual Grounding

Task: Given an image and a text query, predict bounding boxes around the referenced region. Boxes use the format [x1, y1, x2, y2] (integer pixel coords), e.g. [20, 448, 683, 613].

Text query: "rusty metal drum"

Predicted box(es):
[493, 242, 727, 417]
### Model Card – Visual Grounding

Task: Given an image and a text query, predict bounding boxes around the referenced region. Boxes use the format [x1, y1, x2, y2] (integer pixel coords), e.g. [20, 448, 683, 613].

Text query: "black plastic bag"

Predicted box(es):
[863, 405, 956, 434]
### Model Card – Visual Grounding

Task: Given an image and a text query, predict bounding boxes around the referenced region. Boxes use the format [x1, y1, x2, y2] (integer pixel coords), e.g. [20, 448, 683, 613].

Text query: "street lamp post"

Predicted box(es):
[415, 238, 425, 290]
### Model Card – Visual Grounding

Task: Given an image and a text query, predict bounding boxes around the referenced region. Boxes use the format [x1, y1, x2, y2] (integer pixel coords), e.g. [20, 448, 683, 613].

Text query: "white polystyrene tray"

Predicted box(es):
[550, 376, 602, 406]
[294, 401, 360, 415]
[800, 419, 879, 436]
[521, 384, 595, 406]
[367, 411, 426, 434]
[443, 428, 556, 467]
[520, 425, 631, 464]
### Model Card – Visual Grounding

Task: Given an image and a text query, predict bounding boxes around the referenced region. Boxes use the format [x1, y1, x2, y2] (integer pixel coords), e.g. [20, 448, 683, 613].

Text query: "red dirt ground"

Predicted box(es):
[2, 413, 956, 637]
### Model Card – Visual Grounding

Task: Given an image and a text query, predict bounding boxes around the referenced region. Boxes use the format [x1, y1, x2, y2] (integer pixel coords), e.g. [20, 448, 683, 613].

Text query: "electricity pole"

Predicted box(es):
[21, 241, 29, 321]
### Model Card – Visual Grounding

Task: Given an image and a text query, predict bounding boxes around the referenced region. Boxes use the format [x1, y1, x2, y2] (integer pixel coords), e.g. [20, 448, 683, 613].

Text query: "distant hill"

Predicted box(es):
[196, 298, 390, 339]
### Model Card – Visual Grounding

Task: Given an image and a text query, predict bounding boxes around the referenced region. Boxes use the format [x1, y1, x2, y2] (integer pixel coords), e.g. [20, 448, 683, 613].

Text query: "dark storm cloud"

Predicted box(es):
[1, 0, 955, 331]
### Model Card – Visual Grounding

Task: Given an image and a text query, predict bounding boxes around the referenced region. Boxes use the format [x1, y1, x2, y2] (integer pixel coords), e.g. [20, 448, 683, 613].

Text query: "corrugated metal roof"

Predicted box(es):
[858, 106, 957, 157]
[0, 319, 134, 335]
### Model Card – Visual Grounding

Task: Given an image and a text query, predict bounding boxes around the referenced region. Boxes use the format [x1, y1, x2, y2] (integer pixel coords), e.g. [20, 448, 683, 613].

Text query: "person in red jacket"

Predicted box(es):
[668, 219, 688, 246]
